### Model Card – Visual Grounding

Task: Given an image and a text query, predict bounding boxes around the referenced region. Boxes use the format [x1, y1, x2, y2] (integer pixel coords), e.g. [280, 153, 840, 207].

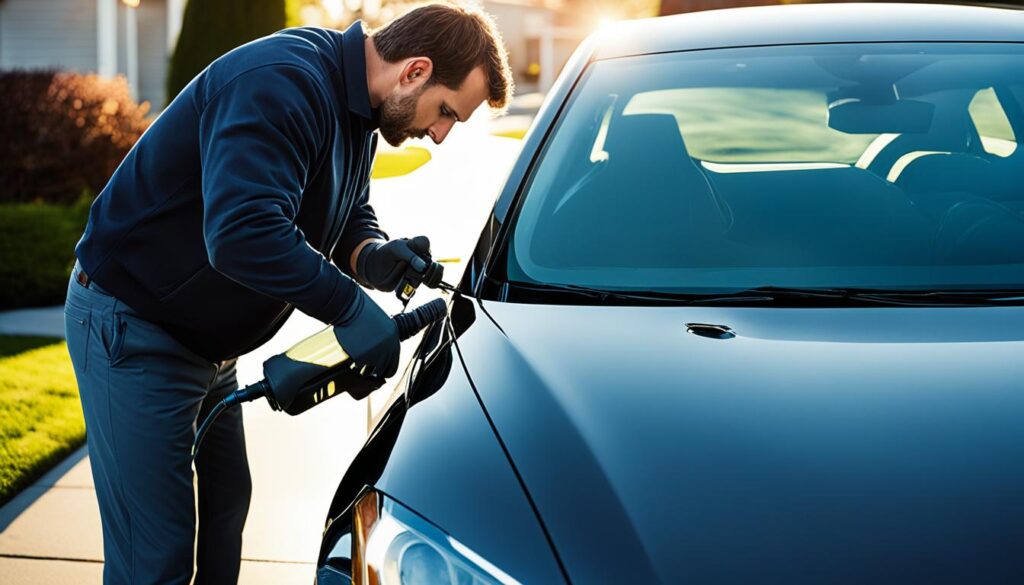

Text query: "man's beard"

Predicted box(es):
[379, 86, 428, 147]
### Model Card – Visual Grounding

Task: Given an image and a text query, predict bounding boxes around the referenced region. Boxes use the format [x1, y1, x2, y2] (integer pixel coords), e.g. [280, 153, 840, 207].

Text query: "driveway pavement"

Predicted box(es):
[0, 110, 522, 583]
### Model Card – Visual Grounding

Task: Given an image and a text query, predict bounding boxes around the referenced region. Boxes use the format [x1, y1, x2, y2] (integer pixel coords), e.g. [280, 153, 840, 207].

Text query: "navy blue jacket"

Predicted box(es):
[75, 22, 386, 362]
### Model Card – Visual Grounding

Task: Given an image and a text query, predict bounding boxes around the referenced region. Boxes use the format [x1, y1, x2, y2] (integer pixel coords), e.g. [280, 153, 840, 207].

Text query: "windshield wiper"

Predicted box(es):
[689, 286, 851, 305]
[693, 287, 1024, 307]
[503, 282, 882, 306]
[499, 280, 1024, 307]
[500, 280, 693, 304]
[841, 289, 1024, 306]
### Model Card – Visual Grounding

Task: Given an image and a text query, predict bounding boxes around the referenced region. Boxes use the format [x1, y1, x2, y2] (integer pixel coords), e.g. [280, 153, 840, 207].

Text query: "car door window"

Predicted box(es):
[969, 87, 1018, 157]
[624, 88, 880, 165]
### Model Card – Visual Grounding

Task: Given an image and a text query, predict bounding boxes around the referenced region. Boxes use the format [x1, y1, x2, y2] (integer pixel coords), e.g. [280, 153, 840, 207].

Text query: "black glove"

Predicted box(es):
[356, 236, 432, 293]
[332, 286, 400, 382]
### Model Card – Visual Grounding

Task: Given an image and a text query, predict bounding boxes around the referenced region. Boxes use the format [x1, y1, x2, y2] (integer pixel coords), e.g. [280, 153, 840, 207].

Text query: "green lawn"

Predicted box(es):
[0, 336, 85, 505]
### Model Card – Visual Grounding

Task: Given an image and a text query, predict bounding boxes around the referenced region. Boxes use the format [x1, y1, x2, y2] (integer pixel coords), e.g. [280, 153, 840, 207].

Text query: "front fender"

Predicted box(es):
[316, 298, 565, 584]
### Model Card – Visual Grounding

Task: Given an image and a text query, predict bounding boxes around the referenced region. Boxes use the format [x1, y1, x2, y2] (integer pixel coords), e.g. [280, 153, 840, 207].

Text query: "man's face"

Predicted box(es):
[378, 65, 489, 147]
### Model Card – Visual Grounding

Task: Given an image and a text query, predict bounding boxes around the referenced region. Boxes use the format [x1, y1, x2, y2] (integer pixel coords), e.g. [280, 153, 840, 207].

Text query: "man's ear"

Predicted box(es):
[399, 57, 433, 88]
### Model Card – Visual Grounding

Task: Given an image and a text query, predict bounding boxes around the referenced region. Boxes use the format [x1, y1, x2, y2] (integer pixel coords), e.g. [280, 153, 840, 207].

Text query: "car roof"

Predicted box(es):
[592, 2, 1024, 61]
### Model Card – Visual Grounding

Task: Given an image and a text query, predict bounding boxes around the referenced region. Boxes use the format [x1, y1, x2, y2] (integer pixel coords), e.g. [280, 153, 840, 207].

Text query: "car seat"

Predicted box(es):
[532, 113, 732, 268]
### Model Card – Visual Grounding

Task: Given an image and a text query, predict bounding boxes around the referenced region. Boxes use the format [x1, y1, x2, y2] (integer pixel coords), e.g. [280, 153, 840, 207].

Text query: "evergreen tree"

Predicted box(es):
[166, 0, 298, 103]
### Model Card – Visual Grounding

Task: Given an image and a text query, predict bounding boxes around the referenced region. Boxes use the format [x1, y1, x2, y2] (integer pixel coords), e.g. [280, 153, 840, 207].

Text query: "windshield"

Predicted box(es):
[503, 43, 1024, 297]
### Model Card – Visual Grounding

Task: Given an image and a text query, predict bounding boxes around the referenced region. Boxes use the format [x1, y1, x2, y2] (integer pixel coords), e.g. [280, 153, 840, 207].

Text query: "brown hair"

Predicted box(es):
[370, 2, 513, 112]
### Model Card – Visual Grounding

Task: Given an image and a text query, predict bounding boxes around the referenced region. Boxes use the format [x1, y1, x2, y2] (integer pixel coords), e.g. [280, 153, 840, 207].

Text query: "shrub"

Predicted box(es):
[166, 0, 292, 102]
[0, 70, 150, 204]
[0, 200, 90, 309]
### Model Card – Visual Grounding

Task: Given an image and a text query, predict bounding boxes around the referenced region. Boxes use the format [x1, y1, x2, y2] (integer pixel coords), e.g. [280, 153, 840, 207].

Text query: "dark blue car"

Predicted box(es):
[317, 3, 1024, 583]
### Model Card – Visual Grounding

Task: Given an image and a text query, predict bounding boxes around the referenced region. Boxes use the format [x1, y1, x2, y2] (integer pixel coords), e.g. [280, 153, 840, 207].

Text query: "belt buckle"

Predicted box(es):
[76, 269, 89, 288]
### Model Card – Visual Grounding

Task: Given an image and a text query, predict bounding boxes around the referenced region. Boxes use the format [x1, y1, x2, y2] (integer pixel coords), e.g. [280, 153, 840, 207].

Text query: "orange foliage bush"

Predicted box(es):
[0, 70, 151, 204]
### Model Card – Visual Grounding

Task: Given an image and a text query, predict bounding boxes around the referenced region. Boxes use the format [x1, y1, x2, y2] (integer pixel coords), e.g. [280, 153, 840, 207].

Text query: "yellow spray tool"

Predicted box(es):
[191, 299, 448, 461]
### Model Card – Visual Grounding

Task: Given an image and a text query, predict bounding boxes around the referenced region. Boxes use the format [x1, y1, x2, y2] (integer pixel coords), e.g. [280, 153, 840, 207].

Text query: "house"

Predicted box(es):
[0, 0, 186, 110]
[0, 0, 599, 109]
[482, 0, 587, 94]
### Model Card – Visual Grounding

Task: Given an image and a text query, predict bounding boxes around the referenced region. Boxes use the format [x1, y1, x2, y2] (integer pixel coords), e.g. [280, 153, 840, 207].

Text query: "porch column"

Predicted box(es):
[97, 0, 118, 77]
[167, 0, 185, 52]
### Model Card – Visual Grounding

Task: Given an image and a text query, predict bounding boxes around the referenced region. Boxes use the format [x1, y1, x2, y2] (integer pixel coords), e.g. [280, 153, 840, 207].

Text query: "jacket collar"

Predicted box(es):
[340, 20, 377, 127]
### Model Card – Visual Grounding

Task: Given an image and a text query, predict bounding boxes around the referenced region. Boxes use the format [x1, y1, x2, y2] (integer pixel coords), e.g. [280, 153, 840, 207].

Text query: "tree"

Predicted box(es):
[166, 0, 300, 102]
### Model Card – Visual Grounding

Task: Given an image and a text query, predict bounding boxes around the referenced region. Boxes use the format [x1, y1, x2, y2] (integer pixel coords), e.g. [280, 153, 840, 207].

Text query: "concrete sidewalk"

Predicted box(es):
[0, 305, 66, 337]
[0, 114, 522, 583]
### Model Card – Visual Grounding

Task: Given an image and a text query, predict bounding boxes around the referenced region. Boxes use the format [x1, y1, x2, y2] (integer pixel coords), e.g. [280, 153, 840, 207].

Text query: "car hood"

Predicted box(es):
[454, 301, 1024, 584]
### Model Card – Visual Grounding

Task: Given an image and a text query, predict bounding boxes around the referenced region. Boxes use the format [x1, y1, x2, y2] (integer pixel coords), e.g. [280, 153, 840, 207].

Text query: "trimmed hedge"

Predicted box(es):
[0, 201, 90, 309]
[0, 70, 150, 204]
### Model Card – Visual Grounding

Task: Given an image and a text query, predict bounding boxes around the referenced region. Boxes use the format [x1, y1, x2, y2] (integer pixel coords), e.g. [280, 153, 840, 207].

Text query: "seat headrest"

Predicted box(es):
[894, 153, 993, 191]
[604, 113, 690, 160]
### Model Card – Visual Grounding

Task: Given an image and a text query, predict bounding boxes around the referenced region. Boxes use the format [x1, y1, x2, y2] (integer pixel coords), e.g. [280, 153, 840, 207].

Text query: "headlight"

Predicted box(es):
[346, 490, 521, 585]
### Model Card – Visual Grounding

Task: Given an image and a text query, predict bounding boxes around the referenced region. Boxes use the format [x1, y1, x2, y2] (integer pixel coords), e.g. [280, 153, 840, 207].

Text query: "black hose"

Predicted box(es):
[191, 380, 268, 462]
[191, 399, 227, 463]
[395, 298, 447, 340]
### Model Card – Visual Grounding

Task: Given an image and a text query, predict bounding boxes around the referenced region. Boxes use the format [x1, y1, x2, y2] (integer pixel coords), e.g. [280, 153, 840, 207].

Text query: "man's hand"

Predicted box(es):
[356, 236, 432, 292]
[333, 287, 400, 381]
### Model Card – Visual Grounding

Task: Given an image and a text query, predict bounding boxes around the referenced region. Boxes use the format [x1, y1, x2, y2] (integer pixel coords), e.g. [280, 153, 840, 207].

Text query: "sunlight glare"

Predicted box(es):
[322, 0, 345, 21]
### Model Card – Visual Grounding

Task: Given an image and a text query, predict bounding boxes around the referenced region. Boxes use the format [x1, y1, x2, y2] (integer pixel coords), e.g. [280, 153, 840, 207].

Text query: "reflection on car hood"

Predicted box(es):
[456, 301, 1024, 584]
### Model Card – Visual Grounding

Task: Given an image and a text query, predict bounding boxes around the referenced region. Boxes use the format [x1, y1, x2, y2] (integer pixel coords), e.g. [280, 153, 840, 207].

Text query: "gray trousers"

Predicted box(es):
[65, 264, 252, 584]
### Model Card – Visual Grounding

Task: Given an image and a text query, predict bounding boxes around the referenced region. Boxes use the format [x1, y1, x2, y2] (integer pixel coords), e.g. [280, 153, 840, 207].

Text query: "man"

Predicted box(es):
[63, 3, 513, 583]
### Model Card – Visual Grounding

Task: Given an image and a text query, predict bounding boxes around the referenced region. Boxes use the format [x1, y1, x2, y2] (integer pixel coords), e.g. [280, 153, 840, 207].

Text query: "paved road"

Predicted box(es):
[0, 110, 522, 583]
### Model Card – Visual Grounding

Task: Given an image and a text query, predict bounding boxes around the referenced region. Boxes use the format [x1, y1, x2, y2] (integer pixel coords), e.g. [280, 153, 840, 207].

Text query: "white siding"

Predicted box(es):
[0, 0, 98, 71]
[0, 0, 174, 110]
